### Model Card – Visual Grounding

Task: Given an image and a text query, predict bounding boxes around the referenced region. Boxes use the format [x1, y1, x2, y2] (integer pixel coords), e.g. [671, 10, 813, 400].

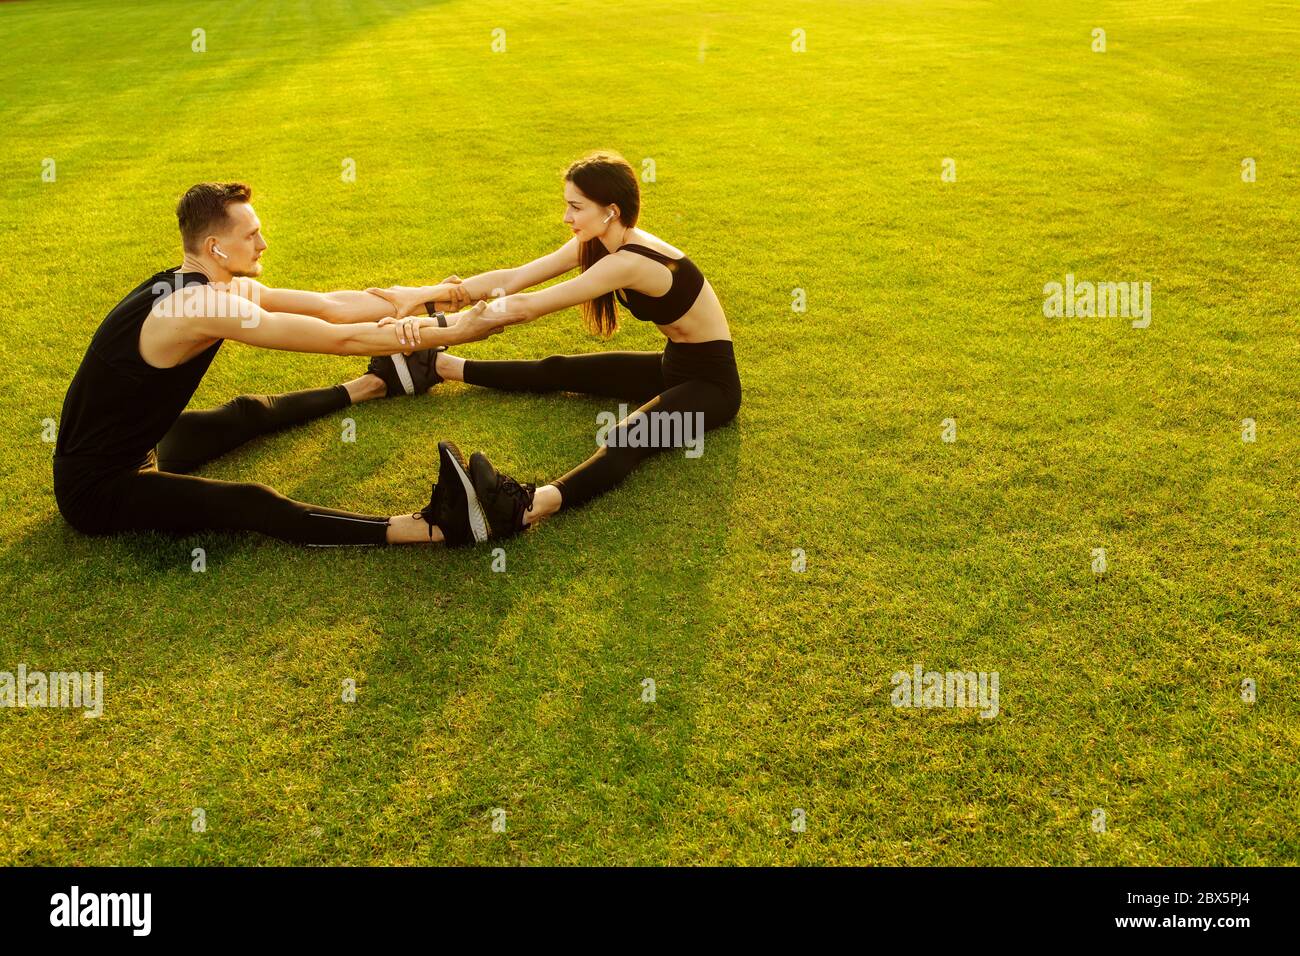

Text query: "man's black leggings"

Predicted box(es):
[53, 386, 393, 546]
[462, 339, 742, 508]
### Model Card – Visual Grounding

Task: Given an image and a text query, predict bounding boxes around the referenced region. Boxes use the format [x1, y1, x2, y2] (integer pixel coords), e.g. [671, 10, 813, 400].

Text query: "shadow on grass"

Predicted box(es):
[2, 384, 744, 864]
[302, 401, 745, 863]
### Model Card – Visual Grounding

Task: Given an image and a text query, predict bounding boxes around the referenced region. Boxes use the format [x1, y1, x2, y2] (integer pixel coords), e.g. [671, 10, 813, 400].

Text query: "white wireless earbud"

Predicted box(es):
[213, 245, 229, 260]
[603, 211, 615, 224]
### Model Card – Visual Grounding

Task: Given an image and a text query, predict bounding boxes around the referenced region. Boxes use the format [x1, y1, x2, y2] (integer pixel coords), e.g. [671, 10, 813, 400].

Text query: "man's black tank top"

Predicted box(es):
[614, 243, 706, 325]
[54, 268, 220, 474]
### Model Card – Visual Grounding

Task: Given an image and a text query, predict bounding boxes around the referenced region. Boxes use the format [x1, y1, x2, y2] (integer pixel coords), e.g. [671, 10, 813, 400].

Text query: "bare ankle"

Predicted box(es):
[436, 351, 465, 382]
[386, 513, 443, 544]
[524, 485, 562, 526]
[344, 373, 387, 404]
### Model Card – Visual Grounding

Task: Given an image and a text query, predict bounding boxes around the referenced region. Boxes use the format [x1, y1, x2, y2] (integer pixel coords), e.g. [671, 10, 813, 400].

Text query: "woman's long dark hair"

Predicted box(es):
[566, 150, 641, 337]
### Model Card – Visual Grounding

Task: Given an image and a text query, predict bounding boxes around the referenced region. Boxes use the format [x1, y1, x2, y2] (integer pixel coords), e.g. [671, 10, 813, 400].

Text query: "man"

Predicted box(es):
[52, 181, 498, 548]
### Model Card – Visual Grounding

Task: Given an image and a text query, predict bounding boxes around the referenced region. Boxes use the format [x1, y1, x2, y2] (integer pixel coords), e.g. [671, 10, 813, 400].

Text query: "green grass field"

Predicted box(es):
[1, 0, 1297, 865]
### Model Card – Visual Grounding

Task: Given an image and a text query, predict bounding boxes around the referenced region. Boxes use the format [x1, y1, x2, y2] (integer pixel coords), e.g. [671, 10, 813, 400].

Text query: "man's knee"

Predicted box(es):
[155, 450, 195, 474]
[229, 394, 272, 425]
[237, 479, 289, 509]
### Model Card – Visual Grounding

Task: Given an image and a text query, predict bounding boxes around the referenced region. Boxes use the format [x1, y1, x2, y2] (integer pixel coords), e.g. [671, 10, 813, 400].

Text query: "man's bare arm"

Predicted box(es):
[183, 288, 499, 355]
[218, 277, 466, 324]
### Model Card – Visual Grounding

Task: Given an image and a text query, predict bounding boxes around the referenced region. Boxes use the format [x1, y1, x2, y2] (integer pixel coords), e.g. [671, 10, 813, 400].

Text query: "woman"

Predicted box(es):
[371, 150, 741, 541]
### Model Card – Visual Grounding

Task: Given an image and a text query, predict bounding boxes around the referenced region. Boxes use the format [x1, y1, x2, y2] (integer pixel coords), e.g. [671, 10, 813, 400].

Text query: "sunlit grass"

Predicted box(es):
[0, 0, 1296, 865]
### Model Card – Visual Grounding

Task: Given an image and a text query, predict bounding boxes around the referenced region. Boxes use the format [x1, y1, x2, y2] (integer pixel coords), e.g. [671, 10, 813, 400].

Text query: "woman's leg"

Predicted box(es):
[156, 378, 383, 474]
[459, 338, 743, 538]
[542, 377, 740, 514]
[469, 374, 742, 537]
[441, 350, 666, 404]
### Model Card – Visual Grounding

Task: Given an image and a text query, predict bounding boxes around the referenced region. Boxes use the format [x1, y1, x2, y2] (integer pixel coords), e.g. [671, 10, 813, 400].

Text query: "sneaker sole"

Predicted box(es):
[441, 445, 489, 544]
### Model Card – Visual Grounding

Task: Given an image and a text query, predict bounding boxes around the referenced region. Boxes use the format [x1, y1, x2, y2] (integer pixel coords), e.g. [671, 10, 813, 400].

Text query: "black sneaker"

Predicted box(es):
[468, 451, 537, 540]
[368, 346, 447, 397]
[418, 441, 489, 547]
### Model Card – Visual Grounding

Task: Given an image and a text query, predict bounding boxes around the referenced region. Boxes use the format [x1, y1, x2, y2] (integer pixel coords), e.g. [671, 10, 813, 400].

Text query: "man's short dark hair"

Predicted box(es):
[176, 182, 252, 252]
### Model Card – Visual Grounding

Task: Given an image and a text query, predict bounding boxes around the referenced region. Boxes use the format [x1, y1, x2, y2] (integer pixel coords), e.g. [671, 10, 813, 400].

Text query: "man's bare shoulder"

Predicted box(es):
[147, 282, 258, 324]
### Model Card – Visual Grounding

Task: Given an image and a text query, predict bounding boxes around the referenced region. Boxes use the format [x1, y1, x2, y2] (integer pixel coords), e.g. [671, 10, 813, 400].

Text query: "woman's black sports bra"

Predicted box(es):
[614, 243, 706, 325]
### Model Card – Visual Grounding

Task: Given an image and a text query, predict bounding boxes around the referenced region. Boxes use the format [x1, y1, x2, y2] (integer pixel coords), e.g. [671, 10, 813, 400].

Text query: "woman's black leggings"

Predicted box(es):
[463, 339, 742, 508]
[53, 386, 393, 547]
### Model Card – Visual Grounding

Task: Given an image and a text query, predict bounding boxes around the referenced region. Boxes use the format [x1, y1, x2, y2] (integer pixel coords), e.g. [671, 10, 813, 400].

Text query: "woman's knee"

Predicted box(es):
[720, 378, 743, 425]
[536, 354, 573, 386]
[721, 390, 741, 427]
[696, 383, 741, 432]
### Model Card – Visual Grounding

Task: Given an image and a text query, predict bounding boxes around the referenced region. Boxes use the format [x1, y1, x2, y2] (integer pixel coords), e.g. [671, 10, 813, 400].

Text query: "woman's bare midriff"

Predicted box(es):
[655, 280, 732, 343]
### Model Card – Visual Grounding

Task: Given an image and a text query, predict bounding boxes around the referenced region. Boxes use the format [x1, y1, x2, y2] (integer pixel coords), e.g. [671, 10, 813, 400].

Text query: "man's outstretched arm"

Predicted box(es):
[217, 277, 468, 324]
[178, 288, 502, 355]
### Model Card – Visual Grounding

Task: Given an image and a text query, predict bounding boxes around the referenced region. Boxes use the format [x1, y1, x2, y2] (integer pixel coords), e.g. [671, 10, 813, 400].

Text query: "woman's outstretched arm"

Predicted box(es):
[481, 253, 637, 326]
[457, 237, 581, 299]
[372, 239, 582, 317]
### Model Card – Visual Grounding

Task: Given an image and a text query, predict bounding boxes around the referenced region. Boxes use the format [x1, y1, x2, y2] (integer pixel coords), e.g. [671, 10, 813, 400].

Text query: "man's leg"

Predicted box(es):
[156, 375, 384, 474]
[92, 466, 439, 547]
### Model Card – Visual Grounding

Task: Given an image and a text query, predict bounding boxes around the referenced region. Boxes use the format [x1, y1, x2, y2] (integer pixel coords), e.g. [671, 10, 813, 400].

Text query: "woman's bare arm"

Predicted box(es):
[458, 238, 581, 298]
[373, 239, 582, 317]
[480, 253, 636, 326]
